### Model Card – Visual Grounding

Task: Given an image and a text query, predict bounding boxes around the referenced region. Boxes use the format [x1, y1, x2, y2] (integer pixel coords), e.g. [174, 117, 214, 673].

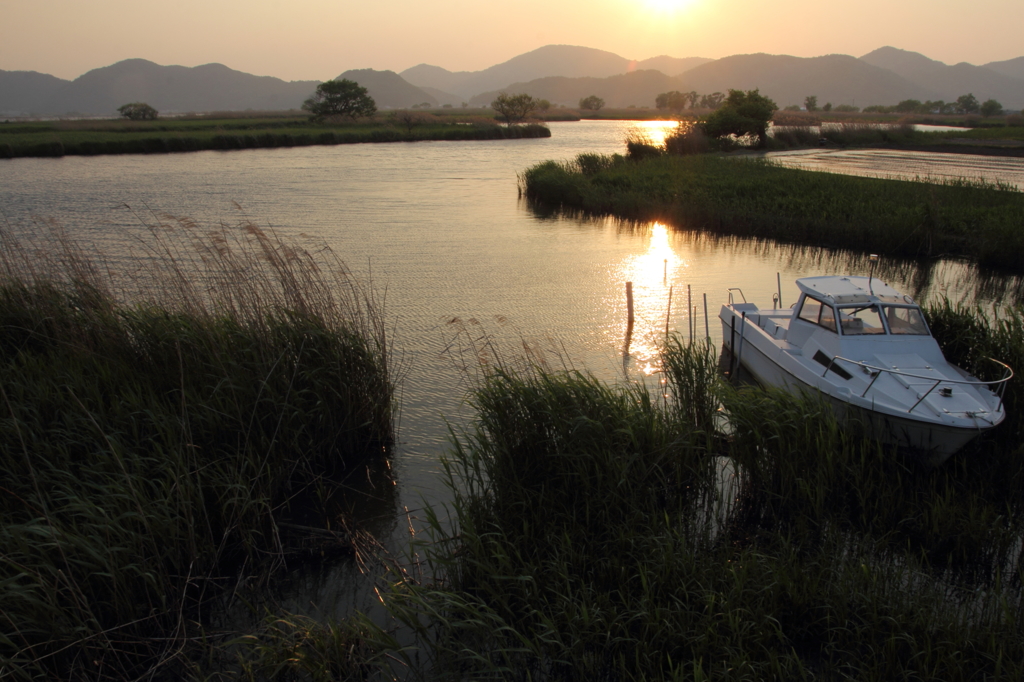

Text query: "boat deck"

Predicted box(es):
[730, 307, 794, 343]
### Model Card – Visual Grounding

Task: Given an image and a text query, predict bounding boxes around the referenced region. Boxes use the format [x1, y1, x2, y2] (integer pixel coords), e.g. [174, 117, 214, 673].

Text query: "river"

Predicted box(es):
[2, 119, 1023, 616]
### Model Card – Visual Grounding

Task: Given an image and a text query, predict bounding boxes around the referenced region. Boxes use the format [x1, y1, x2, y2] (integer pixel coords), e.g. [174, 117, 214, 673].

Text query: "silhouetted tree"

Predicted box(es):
[490, 92, 538, 127]
[303, 80, 376, 122]
[955, 93, 980, 115]
[700, 89, 778, 148]
[895, 99, 923, 113]
[980, 99, 1004, 117]
[117, 103, 158, 120]
[804, 95, 818, 112]
[923, 100, 955, 114]
[699, 92, 726, 109]
[655, 91, 686, 111]
[579, 95, 605, 111]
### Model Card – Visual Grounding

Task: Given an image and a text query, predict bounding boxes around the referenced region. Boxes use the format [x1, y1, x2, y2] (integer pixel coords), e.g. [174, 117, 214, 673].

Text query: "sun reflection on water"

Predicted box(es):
[626, 120, 680, 149]
[605, 222, 695, 376]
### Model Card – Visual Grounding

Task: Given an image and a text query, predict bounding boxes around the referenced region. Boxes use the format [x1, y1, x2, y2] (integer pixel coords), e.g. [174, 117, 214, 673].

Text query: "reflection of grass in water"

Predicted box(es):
[346, 327, 1024, 680]
[0, 218, 394, 679]
[520, 153, 1024, 271]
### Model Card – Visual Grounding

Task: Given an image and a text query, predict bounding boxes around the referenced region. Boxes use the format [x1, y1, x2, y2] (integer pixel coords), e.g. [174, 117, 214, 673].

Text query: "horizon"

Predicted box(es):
[2, 0, 1021, 82]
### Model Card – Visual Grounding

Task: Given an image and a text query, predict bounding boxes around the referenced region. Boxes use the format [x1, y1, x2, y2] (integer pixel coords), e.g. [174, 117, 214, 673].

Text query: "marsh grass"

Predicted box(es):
[520, 153, 1024, 270]
[663, 121, 715, 156]
[0, 117, 550, 158]
[769, 125, 821, 148]
[0, 217, 394, 679]
[821, 121, 916, 146]
[375, 329, 1024, 679]
[231, 611, 404, 682]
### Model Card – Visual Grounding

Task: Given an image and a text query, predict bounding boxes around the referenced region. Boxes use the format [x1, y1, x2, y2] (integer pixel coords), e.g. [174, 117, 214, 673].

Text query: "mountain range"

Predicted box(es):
[2, 45, 1022, 117]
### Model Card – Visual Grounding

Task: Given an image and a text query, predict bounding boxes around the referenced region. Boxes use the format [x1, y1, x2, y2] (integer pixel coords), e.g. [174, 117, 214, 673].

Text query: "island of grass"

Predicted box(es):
[521, 151, 1024, 271]
[0, 111, 551, 158]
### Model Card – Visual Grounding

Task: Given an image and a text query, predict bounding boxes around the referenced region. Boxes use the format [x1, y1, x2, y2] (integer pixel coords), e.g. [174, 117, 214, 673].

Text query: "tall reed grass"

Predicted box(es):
[0, 217, 394, 679]
[378, 331, 1024, 679]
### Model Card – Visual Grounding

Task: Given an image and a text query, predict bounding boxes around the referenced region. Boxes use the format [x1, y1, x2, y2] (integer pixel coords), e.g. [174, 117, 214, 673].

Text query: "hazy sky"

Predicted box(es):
[2, 0, 1021, 81]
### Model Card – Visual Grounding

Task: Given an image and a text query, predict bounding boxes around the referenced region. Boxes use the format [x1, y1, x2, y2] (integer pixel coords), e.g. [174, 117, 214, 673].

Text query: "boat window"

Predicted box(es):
[885, 306, 930, 335]
[837, 305, 886, 335]
[798, 298, 821, 325]
[819, 304, 837, 332]
[797, 297, 837, 332]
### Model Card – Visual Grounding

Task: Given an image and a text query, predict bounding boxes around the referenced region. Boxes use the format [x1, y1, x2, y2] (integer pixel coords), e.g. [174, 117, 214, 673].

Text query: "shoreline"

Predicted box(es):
[0, 121, 551, 159]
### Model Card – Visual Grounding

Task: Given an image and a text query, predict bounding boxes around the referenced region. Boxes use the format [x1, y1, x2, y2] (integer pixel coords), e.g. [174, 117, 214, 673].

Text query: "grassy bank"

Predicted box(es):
[0, 116, 550, 158]
[0, 219, 394, 679]
[230, 300, 1024, 680]
[366, 308, 1024, 679]
[520, 153, 1024, 270]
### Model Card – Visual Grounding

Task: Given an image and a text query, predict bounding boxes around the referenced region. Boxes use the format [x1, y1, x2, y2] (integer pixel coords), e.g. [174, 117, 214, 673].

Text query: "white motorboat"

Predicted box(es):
[719, 275, 1011, 464]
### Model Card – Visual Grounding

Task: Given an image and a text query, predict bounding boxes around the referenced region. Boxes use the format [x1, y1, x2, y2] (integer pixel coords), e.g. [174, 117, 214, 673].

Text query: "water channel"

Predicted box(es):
[2, 120, 1023, 617]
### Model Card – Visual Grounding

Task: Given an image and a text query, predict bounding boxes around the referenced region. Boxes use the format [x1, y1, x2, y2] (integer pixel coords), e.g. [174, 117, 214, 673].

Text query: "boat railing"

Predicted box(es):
[727, 288, 747, 305]
[821, 355, 1013, 414]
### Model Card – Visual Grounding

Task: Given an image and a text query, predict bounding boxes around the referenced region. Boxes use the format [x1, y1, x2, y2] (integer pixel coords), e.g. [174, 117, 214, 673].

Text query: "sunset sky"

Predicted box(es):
[2, 0, 1021, 81]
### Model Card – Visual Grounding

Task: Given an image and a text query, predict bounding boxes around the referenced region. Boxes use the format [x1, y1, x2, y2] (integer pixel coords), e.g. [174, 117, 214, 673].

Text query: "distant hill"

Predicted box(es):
[983, 56, 1024, 82]
[398, 64, 475, 97]
[336, 69, 437, 108]
[0, 59, 319, 116]
[470, 53, 941, 111]
[0, 70, 69, 115]
[676, 53, 937, 109]
[417, 86, 462, 107]
[469, 70, 679, 108]
[5, 45, 1023, 118]
[403, 45, 642, 98]
[860, 47, 1024, 107]
[634, 56, 713, 77]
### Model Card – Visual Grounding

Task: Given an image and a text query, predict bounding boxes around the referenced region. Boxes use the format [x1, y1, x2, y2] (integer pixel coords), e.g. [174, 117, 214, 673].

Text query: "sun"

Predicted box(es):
[643, 0, 695, 14]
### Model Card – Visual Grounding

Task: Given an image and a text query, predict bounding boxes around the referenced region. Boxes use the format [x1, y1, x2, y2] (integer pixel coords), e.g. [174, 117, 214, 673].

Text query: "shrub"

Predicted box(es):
[664, 120, 712, 155]
[117, 102, 158, 120]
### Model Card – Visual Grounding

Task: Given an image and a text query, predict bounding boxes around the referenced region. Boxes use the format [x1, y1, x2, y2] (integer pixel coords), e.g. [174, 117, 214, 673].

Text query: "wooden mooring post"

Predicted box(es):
[624, 281, 634, 353]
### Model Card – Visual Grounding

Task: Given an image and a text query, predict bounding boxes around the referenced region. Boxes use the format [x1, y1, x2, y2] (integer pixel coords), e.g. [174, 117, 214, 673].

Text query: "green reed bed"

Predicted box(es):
[0, 118, 550, 158]
[520, 153, 1024, 270]
[0, 219, 393, 679]
[362, 325, 1024, 680]
[751, 123, 1024, 153]
[767, 122, 919, 150]
[919, 126, 1024, 144]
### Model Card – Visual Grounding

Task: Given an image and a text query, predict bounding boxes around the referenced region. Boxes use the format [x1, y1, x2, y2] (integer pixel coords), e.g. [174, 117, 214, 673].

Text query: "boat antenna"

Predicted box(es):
[868, 254, 879, 295]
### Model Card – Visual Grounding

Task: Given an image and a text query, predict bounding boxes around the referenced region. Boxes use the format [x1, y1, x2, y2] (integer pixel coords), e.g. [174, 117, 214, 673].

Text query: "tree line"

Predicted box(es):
[863, 94, 1004, 117]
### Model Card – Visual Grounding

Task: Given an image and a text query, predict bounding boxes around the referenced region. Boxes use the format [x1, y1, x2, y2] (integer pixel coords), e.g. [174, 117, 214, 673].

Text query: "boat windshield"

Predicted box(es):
[837, 305, 885, 335]
[884, 305, 930, 335]
[798, 297, 837, 332]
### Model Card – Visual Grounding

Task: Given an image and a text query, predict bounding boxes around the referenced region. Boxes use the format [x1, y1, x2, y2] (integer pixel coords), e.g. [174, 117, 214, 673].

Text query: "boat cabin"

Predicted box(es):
[719, 274, 1010, 462]
[787, 276, 935, 354]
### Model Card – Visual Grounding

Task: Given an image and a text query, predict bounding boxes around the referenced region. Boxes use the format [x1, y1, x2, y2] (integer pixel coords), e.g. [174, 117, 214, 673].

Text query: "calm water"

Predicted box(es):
[2, 120, 1022, 614]
[767, 147, 1024, 189]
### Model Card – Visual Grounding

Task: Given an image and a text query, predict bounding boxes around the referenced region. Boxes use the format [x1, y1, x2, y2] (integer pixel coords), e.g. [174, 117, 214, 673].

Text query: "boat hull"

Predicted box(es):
[721, 308, 1000, 465]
